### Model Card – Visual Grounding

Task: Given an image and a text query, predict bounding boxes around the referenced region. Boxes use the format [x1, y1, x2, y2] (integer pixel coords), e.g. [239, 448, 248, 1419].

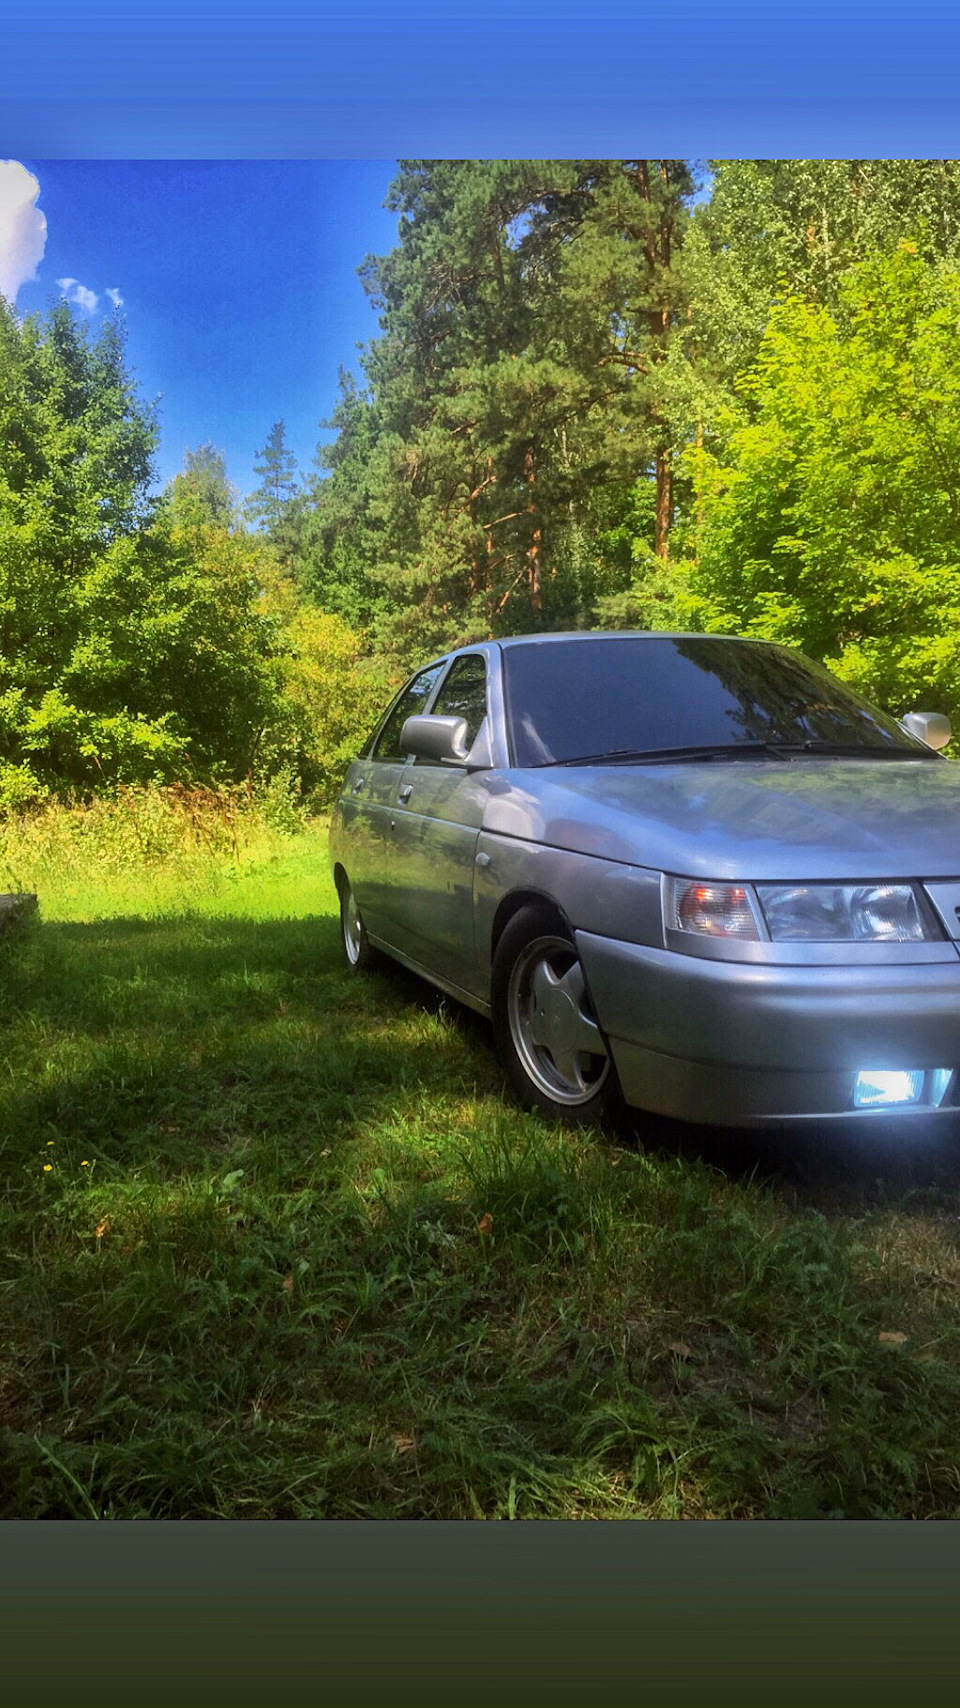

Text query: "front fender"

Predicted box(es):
[472, 832, 663, 989]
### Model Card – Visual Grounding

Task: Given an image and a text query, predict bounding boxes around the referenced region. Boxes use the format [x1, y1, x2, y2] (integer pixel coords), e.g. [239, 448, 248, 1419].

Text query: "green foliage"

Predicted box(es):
[165, 443, 239, 533]
[689, 159, 960, 391]
[0, 308, 377, 802]
[595, 547, 695, 634]
[256, 566, 397, 805]
[276, 606, 393, 806]
[592, 479, 695, 630]
[689, 244, 960, 722]
[0, 782, 295, 907]
[0, 760, 46, 812]
[149, 518, 285, 782]
[298, 371, 388, 629]
[0, 299, 175, 796]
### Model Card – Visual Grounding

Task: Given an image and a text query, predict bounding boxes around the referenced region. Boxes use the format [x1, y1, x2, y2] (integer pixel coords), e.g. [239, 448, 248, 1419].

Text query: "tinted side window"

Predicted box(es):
[372, 662, 446, 761]
[430, 655, 488, 753]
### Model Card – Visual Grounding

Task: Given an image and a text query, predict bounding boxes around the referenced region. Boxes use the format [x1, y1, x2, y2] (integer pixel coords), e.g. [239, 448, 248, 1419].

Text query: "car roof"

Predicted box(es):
[493, 630, 771, 648]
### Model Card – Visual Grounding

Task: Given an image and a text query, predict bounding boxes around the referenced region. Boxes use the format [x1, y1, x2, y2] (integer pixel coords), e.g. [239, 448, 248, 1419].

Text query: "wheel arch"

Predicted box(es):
[489, 888, 575, 963]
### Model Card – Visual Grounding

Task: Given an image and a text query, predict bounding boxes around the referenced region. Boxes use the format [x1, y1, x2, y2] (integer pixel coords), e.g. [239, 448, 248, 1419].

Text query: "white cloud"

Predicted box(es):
[0, 160, 47, 307]
[1, 162, 123, 320]
[57, 277, 99, 314]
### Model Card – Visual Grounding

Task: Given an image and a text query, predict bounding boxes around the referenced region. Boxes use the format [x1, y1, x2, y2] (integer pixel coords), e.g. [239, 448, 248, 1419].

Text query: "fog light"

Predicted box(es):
[929, 1068, 954, 1108]
[854, 1070, 924, 1108]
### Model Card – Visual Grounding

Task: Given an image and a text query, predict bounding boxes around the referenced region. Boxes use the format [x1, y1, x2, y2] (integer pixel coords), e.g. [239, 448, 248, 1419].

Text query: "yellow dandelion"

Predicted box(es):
[43, 1164, 52, 1172]
[81, 1160, 89, 1167]
[47, 1141, 54, 1146]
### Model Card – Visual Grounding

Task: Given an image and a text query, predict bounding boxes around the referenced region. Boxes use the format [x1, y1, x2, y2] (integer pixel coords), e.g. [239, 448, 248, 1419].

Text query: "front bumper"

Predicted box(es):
[574, 931, 960, 1128]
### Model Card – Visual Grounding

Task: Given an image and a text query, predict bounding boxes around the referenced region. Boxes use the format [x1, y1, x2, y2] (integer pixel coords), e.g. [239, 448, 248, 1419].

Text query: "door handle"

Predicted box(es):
[397, 784, 413, 803]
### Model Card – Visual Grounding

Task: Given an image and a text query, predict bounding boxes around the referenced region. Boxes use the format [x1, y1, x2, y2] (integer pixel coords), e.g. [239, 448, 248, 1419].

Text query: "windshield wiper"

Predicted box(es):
[543, 743, 792, 767]
[541, 739, 937, 768]
[770, 740, 939, 761]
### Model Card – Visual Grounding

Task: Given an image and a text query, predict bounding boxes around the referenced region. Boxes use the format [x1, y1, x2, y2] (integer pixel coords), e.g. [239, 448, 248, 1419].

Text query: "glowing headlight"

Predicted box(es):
[756, 883, 933, 942]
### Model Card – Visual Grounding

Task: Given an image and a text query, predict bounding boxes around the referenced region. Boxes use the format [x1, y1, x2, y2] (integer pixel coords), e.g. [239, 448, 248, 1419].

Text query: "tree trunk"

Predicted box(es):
[525, 447, 542, 613]
[483, 456, 495, 606]
[655, 450, 672, 560]
[637, 159, 674, 560]
[658, 158, 671, 337]
[468, 459, 480, 596]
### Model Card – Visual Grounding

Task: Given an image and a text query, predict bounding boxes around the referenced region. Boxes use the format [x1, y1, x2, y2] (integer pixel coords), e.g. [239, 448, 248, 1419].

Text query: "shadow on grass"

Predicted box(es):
[620, 1104, 960, 1212]
[4, 911, 960, 1518]
[0, 911, 511, 1186]
[4, 910, 344, 1012]
[5, 911, 959, 1210]
[4, 904, 960, 1237]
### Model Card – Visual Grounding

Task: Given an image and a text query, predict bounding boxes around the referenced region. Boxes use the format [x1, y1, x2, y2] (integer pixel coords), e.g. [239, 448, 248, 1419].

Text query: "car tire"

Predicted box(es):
[491, 905, 618, 1126]
[338, 873, 379, 974]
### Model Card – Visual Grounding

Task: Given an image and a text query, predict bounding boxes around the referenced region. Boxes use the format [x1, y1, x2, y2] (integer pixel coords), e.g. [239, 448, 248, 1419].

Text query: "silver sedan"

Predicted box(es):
[329, 632, 960, 1132]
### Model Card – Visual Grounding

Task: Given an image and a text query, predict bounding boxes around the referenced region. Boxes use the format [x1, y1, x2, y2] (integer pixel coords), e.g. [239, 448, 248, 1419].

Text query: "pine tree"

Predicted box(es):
[246, 420, 300, 559]
[298, 370, 386, 628]
[307, 159, 697, 658]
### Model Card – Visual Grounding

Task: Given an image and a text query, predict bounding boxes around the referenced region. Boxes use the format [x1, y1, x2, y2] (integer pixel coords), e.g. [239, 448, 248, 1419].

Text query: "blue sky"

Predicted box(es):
[8, 160, 400, 498]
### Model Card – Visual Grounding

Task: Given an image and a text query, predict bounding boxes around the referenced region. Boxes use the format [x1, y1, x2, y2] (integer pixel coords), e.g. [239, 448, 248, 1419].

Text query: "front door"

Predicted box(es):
[347, 659, 447, 945]
[389, 653, 490, 996]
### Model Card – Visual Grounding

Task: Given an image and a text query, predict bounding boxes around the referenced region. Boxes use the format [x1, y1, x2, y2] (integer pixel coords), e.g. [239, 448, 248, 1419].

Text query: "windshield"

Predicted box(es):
[502, 636, 933, 767]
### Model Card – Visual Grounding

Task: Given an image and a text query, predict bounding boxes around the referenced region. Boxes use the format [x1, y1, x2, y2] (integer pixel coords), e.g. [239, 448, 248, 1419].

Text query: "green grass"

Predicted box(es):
[4, 810, 960, 1518]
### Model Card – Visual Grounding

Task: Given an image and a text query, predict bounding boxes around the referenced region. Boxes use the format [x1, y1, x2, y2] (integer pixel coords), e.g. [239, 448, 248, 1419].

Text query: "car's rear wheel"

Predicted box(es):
[338, 873, 378, 973]
[492, 906, 617, 1125]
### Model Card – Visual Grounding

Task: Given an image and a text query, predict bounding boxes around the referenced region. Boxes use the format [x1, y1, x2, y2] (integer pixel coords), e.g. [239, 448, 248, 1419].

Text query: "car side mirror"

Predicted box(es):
[900, 711, 952, 751]
[400, 714, 471, 765]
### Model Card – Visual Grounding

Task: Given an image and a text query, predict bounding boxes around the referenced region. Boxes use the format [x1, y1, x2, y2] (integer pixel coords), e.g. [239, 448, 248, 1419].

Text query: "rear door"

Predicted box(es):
[390, 652, 490, 994]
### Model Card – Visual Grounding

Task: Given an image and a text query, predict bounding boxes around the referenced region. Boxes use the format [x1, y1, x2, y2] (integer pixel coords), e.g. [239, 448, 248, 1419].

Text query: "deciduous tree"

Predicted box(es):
[689, 244, 960, 724]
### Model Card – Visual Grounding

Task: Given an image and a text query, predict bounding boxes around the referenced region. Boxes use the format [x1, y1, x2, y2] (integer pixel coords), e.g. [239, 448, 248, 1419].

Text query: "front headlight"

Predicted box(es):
[756, 882, 934, 942]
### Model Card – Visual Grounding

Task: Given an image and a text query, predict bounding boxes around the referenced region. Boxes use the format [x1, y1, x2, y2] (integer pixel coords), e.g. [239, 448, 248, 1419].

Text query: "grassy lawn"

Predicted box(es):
[4, 811, 960, 1518]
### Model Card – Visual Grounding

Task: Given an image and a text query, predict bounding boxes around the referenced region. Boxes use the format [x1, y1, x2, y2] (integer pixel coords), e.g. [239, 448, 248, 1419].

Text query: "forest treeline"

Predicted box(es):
[6, 158, 960, 809]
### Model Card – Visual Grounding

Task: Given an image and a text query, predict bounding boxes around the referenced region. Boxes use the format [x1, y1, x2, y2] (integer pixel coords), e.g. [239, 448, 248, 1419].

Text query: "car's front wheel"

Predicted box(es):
[492, 906, 617, 1125]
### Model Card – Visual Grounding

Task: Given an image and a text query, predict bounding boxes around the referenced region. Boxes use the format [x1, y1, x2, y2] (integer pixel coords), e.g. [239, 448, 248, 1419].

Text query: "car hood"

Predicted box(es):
[480, 757, 960, 880]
